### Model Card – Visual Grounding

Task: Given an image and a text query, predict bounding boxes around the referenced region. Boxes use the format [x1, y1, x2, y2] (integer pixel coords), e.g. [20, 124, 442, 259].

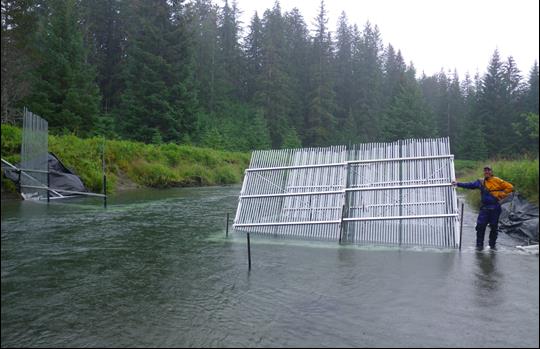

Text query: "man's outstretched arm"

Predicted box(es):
[453, 179, 481, 190]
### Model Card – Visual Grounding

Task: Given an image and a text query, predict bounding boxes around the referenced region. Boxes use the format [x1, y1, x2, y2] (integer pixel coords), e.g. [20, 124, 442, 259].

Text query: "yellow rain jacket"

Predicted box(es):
[482, 176, 514, 201]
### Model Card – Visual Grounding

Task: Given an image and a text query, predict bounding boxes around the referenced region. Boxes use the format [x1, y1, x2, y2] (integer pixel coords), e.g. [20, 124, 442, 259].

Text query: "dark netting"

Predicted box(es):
[2, 153, 88, 195]
[499, 192, 539, 243]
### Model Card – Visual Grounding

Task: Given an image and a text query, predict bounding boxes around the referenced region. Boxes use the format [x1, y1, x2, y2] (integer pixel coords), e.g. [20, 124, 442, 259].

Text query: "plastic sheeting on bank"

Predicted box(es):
[499, 192, 539, 243]
[2, 152, 88, 195]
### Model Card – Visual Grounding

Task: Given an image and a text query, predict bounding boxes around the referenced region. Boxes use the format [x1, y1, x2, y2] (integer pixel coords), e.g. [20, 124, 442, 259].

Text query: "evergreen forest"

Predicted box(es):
[2, 0, 539, 159]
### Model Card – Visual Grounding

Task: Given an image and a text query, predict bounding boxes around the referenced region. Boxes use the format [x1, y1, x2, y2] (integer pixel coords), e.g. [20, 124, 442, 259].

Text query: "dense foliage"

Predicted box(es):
[1, 124, 250, 192]
[2, 0, 538, 158]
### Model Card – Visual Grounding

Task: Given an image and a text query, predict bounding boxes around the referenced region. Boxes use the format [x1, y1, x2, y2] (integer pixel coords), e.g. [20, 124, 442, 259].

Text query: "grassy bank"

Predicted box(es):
[455, 159, 539, 207]
[1, 124, 250, 194]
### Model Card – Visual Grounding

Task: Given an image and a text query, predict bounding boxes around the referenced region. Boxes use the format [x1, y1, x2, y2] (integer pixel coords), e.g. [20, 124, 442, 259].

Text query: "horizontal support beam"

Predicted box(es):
[347, 154, 453, 164]
[1, 158, 49, 174]
[234, 220, 341, 227]
[346, 183, 453, 192]
[349, 178, 448, 187]
[351, 201, 446, 208]
[240, 183, 453, 199]
[283, 206, 341, 210]
[245, 155, 453, 172]
[246, 162, 345, 172]
[241, 190, 344, 198]
[343, 214, 458, 222]
[20, 185, 106, 198]
[234, 213, 458, 227]
[16, 168, 49, 174]
[41, 195, 78, 200]
[282, 201, 446, 210]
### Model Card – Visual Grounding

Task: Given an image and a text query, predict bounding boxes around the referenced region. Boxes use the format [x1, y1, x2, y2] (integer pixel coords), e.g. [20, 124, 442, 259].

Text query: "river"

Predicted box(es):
[1, 186, 538, 347]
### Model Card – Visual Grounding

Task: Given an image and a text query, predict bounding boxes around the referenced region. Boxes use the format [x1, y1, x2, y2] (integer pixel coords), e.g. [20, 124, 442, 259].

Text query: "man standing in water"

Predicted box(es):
[453, 166, 513, 250]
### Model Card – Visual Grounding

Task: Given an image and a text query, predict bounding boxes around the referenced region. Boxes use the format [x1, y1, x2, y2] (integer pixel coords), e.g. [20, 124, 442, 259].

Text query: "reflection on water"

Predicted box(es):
[1, 186, 539, 348]
[474, 251, 502, 307]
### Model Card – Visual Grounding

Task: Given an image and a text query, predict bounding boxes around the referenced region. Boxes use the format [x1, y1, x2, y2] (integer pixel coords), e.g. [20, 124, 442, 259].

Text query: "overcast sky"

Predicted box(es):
[231, 0, 539, 78]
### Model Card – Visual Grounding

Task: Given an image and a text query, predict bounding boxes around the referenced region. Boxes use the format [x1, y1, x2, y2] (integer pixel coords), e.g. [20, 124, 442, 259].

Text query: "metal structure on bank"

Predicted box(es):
[1, 108, 107, 205]
[20, 107, 49, 199]
[233, 138, 461, 248]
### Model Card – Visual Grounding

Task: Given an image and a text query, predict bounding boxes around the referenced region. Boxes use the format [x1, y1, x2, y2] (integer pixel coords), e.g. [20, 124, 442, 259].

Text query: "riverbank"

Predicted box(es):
[1, 124, 250, 194]
[3, 126, 538, 205]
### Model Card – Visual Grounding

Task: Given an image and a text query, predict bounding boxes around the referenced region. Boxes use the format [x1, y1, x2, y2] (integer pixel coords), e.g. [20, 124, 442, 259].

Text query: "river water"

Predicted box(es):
[1, 186, 538, 347]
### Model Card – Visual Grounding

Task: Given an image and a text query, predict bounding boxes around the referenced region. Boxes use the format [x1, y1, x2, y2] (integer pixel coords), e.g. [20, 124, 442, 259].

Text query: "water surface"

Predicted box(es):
[1, 186, 538, 347]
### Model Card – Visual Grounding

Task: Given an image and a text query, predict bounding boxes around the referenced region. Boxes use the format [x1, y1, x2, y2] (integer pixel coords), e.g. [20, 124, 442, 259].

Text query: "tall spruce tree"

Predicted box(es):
[512, 61, 539, 155]
[26, 0, 100, 135]
[244, 11, 263, 103]
[283, 8, 310, 138]
[477, 50, 507, 156]
[218, 0, 244, 101]
[459, 73, 488, 159]
[255, 3, 294, 147]
[383, 64, 435, 140]
[1, 0, 44, 122]
[187, 0, 219, 113]
[79, 0, 125, 114]
[117, 0, 197, 143]
[524, 61, 539, 114]
[354, 22, 384, 141]
[305, 0, 336, 146]
[447, 70, 465, 155]
[334, 12, 353, 133]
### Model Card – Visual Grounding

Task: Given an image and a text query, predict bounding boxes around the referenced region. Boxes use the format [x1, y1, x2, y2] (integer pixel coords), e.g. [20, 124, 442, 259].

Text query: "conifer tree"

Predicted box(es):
[187, 0, 220, 113]
[79, 0, 125, 114]
[1, 0, 43, 122]
[383, 65, 435, 140]
[245, 12, 263, 102]
[283, 8, 310, 138]
[305, 0, 336, 146]
[447, 70, 465, 155]
[218, 0, 244, 101]
[255, 3, 293, 147]
[354, 22, 384, 141]
[26, 0, 100, 135]
[117, 0, 197, 143]
[334, 12, 353, 131]
[524, 61, 539, 114]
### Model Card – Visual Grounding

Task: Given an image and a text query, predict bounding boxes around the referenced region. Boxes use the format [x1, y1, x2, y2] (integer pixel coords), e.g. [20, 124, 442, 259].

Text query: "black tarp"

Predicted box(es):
[2, 152, 88, 195]
[499, 192, 539, 243]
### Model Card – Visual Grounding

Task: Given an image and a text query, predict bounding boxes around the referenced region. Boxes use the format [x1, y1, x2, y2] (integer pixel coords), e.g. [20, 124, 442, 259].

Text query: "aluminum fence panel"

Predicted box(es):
[20, 108, 48, 199]
[234, 138, 460, 248]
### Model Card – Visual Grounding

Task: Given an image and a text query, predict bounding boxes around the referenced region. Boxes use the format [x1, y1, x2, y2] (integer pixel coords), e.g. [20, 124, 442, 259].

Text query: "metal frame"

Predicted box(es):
[233, 138, 461, 248]
[2, 108, 107, 205]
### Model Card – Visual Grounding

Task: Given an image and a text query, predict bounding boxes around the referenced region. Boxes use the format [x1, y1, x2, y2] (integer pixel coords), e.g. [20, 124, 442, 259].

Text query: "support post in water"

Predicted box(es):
[459, 201, 464, 250]
[102, 141, 107, 208]
[247, 233, 251, 270]
[16, 169, 21, 193]
[226, 213, 229, 237]
[46, 164, 50, 203]
[339, 204, 346, 244]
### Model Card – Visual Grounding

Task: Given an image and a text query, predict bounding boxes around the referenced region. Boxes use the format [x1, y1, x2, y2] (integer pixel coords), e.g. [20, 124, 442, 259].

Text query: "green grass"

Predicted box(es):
[455, 158, 539, 206]
[1, 124, 250, 193]
[3, 123, 537, 206]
